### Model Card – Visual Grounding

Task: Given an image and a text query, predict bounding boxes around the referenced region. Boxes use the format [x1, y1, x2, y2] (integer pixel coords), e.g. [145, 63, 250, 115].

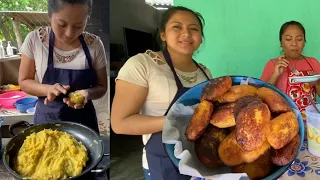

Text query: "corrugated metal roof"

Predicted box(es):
[0, 11, 49, 27]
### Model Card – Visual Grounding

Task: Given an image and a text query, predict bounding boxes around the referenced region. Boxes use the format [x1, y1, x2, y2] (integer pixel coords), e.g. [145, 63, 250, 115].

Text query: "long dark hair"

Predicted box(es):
[279, 20, 306, 42]
[48, 0, 93, 17]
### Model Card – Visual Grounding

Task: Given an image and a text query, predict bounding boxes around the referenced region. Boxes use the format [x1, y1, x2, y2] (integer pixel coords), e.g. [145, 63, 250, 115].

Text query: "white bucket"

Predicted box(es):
[305, 104, 320, 157]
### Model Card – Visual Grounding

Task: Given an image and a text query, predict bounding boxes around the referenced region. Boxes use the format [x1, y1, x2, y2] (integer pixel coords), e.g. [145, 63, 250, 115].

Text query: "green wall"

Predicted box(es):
[174, 0, 320, 78]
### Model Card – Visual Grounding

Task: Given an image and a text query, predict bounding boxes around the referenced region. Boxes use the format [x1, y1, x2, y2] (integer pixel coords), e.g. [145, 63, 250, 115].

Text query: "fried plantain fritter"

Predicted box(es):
[200, 76, 232, 102]
[195, 125, 229, 168]
[233, 95, 262, 119]
[185, 100, 214, 141]
[271, 134, 300, 166]
[267, 111, 299, 149]
[217, 84, 258, 103]
[257, 87, 291, 113]
[235, 102, 271, 151]
[210, 103, 236, 128]
[232, 149, 272, 180]
[218, 131, 271, 166]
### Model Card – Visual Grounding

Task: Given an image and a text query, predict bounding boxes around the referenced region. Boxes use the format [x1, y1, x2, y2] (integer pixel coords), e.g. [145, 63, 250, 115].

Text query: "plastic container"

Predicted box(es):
[306, 104, 320, 157]
[6, 41, 13, 56]
[26, 107, 36, 114]
[14, 97, 38, 113]
[0, 40, 5, 58]
[0, 91, 27, 108]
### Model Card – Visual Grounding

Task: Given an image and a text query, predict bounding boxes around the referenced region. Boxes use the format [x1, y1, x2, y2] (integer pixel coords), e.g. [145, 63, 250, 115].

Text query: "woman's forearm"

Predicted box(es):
[19, 79, 50, 97]
[267, 73, 279, 85]
[112, 114, 165, 135]
[86, 85, 107, 100]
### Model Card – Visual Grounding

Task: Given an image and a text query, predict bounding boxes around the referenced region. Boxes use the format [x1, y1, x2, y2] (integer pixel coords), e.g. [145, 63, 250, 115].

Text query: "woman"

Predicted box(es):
[18, 0, 108, 134]
[111, 6, 213, 180]
[261, 20, 320, 121]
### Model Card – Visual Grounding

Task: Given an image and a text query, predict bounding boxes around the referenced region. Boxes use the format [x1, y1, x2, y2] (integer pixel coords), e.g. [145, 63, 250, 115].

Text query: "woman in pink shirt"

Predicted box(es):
[261, 21, 320, 121]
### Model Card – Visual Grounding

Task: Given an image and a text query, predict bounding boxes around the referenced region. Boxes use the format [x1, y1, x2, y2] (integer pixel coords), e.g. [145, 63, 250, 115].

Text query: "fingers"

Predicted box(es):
[45, 84, 70, 105]
[44, 97, 49, 105]
[277, 58, 289, 64]
[63, 98, 85, 109]
[74, 103, 85, 109]
[55, 84, 68, 95]
[276, 61, 288, 68]
[62, 85, 70, 91]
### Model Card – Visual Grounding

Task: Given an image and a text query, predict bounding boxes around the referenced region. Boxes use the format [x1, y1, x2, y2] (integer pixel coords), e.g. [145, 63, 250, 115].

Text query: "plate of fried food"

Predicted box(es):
[163, 76, 304, 180]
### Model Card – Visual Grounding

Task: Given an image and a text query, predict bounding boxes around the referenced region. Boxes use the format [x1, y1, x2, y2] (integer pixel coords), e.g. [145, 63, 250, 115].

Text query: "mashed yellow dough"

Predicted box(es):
[14, 129, 88, 180]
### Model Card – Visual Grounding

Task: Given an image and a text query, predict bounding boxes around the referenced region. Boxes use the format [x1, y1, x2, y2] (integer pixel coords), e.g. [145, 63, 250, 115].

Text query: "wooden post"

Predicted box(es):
[12, 18, 22, 50]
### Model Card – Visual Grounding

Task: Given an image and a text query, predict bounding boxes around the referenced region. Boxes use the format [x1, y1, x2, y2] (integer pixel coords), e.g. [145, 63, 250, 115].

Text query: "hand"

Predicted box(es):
[63, 89, 89, 109]
[44, 83, 70, 105]
[272, 55, 289, 77]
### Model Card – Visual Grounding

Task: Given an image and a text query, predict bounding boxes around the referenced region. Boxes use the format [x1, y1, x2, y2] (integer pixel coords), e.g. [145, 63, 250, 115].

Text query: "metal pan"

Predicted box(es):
[3, 121, 108, 179]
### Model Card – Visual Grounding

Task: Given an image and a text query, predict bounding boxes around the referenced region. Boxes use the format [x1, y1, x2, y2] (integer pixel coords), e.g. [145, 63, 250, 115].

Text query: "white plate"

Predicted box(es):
[289, 75, 320, 83]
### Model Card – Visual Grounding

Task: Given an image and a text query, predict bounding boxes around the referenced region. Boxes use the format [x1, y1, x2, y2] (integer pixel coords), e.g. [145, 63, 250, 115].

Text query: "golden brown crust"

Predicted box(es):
[232, 150, 272, 180]
[210, 103, 236, 128]
[185, 100, 214, 141]
[257, 87, 291, 113]
[267, 111, 299, 149]
[233, 95, 262, 119]
[218, 131, 271, 166]
[194, 125, 228, 168]
[217, 85, 258, 103]
[200, 76, 232, 102]
[271, 134, 300, 166]
[235, 103, 271, 151]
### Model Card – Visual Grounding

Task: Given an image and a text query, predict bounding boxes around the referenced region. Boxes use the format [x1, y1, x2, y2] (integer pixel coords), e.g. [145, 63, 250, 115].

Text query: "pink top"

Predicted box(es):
[260, 57, 320, 93]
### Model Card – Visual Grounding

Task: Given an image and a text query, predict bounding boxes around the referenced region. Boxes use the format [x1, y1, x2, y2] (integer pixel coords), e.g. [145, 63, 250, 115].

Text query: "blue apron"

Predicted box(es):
[34, 30, 100, 134]
[145, 48, 210, 180]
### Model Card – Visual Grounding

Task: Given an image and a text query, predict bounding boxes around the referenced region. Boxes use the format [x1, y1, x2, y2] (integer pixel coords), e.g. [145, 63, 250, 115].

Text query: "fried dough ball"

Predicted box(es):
[271, 134, 300, 166]
[185, 100, 214, 141]
[236, 103, 271, 151]
[200, 76, 232, 102]
[232, 150, 272, 180]
[267, 111, 299, 149]
[194, 125, 228, 168]
[257, 87, 291, 113]
[233, 95, 262, 119]
[217, 85, 257, 103]
[218, 131, 271, 166]
[210, 103, 236, 128]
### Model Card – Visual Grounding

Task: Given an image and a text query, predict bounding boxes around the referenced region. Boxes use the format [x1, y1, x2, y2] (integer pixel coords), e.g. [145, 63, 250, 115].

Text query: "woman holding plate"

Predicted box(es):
[261, 20, 320, 121]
